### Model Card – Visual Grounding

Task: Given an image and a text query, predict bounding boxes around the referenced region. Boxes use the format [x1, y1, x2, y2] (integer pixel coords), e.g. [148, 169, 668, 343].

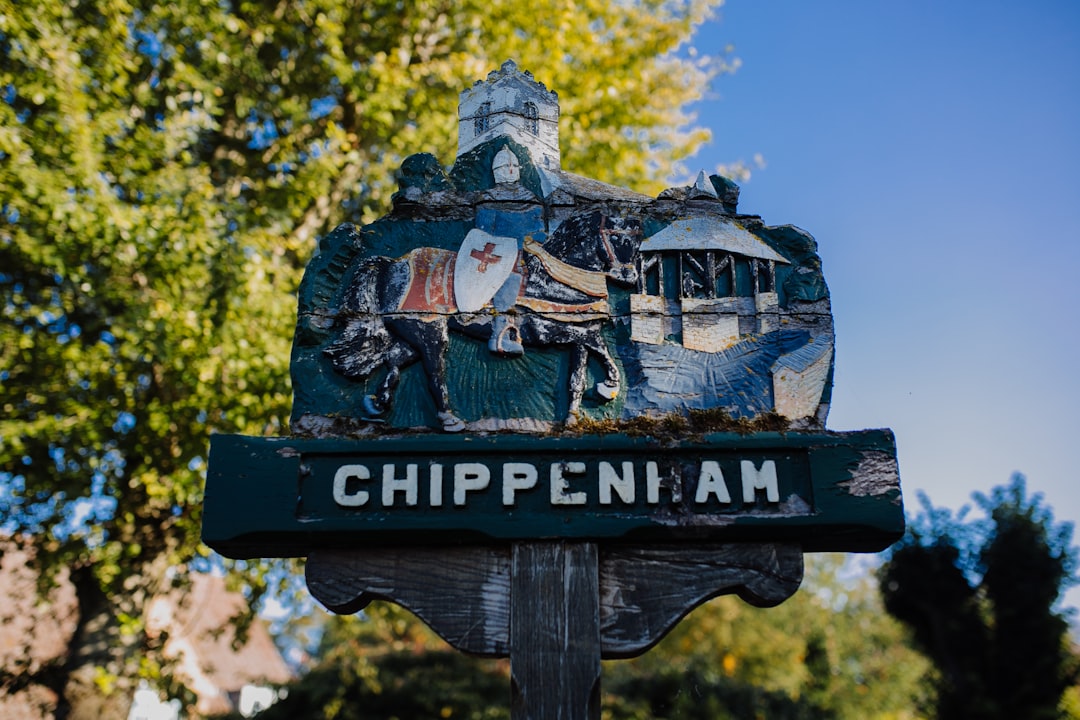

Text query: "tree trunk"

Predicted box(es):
[55, 567, 136, 720]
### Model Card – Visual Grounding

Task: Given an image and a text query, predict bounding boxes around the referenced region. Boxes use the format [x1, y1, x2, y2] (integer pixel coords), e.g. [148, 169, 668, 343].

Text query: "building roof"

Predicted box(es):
[0, 541, 78, 719]
[539, 167, 653, 203]
[148, 573, 292, 715]
[0, 542, 78, 673]
[640, 216, 790, 263]
[0, 543, 291, 719]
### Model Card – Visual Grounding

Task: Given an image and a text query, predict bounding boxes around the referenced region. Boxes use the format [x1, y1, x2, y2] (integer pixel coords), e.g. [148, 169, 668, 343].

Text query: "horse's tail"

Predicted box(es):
[324, 257, 394, 379]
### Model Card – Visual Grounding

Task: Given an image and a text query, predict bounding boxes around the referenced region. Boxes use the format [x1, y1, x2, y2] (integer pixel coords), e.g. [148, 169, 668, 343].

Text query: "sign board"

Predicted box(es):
[204, 430, 901, 558]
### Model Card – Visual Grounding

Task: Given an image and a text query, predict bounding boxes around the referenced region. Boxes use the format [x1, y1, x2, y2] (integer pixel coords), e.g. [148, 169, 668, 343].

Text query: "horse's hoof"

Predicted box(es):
[438, 412, 466, 433]
[597, 382, 619, 401]
[363, 395, 385, 416]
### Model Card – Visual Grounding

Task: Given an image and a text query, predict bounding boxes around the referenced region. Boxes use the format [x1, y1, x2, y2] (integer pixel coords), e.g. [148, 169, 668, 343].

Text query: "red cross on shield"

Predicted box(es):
[454, 228, 518, 312]
[470, 242, 503, 272]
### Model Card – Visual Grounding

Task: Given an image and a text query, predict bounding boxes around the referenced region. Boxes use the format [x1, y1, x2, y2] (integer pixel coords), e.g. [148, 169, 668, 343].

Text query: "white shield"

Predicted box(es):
[454, 228, 518, 312]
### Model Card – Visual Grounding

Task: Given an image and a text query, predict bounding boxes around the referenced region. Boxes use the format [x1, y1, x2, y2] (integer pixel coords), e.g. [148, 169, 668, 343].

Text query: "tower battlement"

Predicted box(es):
[457, 60, 561, 169]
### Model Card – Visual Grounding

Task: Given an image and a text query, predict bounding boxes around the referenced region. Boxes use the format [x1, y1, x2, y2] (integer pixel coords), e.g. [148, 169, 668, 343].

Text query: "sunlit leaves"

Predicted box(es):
[606, 554, 932, 719]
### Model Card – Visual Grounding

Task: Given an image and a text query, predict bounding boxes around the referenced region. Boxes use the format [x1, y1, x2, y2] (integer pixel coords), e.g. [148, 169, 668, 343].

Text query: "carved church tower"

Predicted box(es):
[457, 60, 561, 170]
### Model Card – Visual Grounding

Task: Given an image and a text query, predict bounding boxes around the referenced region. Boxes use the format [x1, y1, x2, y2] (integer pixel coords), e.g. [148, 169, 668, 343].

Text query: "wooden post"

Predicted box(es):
[510, 542, 601, 720]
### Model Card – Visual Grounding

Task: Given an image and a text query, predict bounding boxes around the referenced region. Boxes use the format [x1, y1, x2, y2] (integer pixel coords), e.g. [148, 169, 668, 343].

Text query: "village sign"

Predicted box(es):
[203, 61, 903, 718]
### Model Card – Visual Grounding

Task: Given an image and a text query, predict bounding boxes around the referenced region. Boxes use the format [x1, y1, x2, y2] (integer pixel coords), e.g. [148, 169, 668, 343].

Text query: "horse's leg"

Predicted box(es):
[365, 366, 399, 416]
[422, 329, 467, 432]
[582, 326, 621, 401]
[565, 328, 621, 425]
[566, 342, 590, 425]
[365, 341, 417, 416]
[387, 317, 465, 432]
[519, 316, 614, 424]
[561, 323, 622, 403]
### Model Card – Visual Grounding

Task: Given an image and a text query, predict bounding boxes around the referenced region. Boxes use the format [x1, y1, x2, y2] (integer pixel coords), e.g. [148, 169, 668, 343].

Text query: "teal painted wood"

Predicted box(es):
[202, 430, 902, 558]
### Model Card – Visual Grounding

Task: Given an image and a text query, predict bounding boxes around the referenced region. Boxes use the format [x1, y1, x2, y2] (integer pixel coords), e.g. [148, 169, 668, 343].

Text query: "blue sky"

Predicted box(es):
[686, 0, 1080, 595]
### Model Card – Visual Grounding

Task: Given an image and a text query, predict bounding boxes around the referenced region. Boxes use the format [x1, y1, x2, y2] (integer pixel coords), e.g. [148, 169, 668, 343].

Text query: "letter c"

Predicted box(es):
[333, 464, 371, 507]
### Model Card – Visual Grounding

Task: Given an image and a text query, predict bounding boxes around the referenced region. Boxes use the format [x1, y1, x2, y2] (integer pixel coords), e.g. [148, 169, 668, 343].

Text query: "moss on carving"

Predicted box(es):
[571, 408, 792, 439]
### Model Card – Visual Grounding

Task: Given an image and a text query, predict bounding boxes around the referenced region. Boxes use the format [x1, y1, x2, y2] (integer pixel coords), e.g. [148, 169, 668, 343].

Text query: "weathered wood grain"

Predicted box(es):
[305, 546, 511, 655]
[511, 542, 601, 720]
[598, 542, 803, 658]
[306, 541, 803, 660]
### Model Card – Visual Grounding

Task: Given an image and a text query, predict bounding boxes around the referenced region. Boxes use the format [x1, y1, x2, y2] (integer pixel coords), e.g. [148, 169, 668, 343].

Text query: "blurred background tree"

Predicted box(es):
[880, 474, 1079, 720]
[606, 553, 932, 719]
[0, 0, 728, 715]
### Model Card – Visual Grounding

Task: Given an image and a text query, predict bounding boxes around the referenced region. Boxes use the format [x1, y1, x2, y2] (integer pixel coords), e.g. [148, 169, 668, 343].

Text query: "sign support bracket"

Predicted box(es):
[304, 541, 807, 716]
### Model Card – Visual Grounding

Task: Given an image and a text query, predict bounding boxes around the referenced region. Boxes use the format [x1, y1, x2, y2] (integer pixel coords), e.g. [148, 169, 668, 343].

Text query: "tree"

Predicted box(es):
[219, 602, 511, 720]
[879, 474, 1079, 720]
[606, 553, 931, 720]
[0, 0, 728, 715]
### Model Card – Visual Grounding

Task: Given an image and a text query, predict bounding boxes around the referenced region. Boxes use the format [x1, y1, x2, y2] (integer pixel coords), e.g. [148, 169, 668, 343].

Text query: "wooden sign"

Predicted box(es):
[203, 61, 903, 719]
[204, 429, 901, 558]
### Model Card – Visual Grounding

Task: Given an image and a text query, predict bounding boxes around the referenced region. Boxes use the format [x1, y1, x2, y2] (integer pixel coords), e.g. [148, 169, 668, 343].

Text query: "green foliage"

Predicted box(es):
[217, 602, 509, 720]
[0, 0, 724, 712]
[232, 651, 510, 720]
[879, 474, 1078, 720]
[608, 554, 931, 720]
[605, 664, 834, 720]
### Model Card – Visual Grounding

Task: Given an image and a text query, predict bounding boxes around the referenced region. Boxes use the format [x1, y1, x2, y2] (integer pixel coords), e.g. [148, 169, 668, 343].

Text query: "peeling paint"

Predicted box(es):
[840, 451, 901, 497]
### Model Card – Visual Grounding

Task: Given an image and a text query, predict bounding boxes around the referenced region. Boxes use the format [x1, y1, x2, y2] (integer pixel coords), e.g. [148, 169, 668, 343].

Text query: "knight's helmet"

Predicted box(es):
[457, 60, 561, 170]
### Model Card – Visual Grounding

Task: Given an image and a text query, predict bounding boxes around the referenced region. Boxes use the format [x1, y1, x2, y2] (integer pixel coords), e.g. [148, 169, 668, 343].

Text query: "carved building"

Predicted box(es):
[631, 214, 789, 352]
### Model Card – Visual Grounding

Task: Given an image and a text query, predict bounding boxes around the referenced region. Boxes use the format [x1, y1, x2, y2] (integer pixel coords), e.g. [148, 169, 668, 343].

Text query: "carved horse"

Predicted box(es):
[324, 210, 642, 431]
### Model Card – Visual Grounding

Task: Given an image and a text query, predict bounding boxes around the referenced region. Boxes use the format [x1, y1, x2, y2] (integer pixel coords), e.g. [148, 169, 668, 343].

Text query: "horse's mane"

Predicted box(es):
[540, 210, 603, 270]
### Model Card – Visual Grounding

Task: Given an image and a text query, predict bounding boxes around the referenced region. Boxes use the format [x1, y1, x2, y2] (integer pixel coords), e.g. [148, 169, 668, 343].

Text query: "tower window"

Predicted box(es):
[474, 102, 491, 135]
[524, 102, 539, 135]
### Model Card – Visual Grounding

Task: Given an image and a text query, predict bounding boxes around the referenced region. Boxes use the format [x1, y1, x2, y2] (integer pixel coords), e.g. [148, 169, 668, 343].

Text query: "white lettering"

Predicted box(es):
[454, 463, 490, 506]
[598, 461, 634, 504]
[696, 461, 731, 503]
[551, 462, 587, 505]
[503, 463, 538, 506]
[646, 462, 681, 504]
[430, 463, 444, 507]
[646, 462, 661, 503]
[382, 463, 418, 507]
[741, 460, 779, 502]
[333, 464, 371, 507]
[333, 458, 781, 511]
